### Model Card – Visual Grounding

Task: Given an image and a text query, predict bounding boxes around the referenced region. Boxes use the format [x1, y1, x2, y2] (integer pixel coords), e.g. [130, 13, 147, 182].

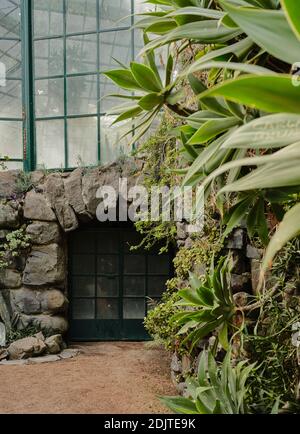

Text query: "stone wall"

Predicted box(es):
[0, 159, 262, 361]
[0, 159, 143, 340]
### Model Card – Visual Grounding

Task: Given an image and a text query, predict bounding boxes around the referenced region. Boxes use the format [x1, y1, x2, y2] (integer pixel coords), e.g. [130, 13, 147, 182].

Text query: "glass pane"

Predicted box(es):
[67, 117, 98, 167]
[0, 40, 21, 78]
[34, 0, 64, 38]
[99, 0, 131, 29]
[0, 120, 22, 158]
[72, 299, 95, 320]
[99, 30, 132, 73]
[72, 231, 96, 254]
[66, 0, 97, 34]
[67, 34, 97, 74]
[34, 38, 64, 77]
[99, 80, 127, 113]
[72, 276, 95, 297]
[148, 255, 170, 275]
[0, 0, 20, 38]
[123, 298, 145, 320]
[148, 276, 167, 298]
[0, 79, 21, 117]
[124, 276, 145, 297]
[97, 255, 118, 274]
[67, 75, 97, 115]
[72, 254, 95, 275]
[97, 232, 119, 254]
[97, 298, 119, 320]
[36, 120, 65, 169]
[97, 276, 119, 297]
[124, 255, 145, 274]
[100, 115, 133, 165]
[35, 78, 64, 117]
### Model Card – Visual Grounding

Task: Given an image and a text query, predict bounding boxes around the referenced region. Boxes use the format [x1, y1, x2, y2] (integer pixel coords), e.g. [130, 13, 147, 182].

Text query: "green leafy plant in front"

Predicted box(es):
[161, 350, 257, 414]
[174, 257, 235, 352]
[104, 0, 300, 414]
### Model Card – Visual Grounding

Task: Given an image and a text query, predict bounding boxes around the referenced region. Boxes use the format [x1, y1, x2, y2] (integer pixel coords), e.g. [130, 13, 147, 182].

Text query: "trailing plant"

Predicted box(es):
[144, 291, 182, 350]
[131, 116, 180, 253]
[161, 350, 257, 414]
[0, 227, 31, 271]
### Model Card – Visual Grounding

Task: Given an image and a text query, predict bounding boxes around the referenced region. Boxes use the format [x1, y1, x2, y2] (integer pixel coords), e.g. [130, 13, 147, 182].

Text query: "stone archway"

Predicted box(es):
[0, 158, 144, 339]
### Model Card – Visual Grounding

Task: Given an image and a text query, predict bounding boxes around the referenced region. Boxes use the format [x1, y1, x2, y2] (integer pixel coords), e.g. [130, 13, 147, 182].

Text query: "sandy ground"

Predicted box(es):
[0, 342, 176, 414]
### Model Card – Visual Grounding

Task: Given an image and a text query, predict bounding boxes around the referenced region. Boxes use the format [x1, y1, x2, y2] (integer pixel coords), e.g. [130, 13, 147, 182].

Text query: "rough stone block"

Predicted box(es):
[26, 222, 61, 245]
[246, 245, 263, 260]
[231, 273, 252, 294]
[23, 244, 66, 286]
[64, 168, 88, 217]
[23, 190, 56, 222]
[10, 288, 68, 315]
[0, 202, 20, 229]
[8, 336, 47, 360]
[226, 228, 245, 250]
[45, 173, 79, 232]
[45, 334, 63, 355]
[0, 171, 20, 198]
[0, 269, 22, 289]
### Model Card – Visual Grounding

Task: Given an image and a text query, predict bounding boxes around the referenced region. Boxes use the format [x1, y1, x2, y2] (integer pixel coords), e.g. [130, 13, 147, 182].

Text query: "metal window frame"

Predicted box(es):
[1, 0, 138, 171]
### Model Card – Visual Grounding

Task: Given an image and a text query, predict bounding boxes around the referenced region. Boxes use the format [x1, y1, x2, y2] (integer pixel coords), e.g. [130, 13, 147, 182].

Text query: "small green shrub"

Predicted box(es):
[144, 291, 181, 350]
[0, 227, 31, 270]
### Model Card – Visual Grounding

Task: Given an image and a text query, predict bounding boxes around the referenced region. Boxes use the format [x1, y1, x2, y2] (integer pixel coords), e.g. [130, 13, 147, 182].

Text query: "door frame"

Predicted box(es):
[67, 222, 174, 342]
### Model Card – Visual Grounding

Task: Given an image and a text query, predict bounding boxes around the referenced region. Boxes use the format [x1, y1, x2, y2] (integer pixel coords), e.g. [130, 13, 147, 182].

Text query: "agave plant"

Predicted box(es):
[160, 350, 256, 414]
[173, 257, 235, 351]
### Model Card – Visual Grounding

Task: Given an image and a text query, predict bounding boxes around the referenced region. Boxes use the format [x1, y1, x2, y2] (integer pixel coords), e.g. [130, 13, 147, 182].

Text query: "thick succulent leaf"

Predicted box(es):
[159, 396, 199, 414]
[185, 60, 272, 78]
[188, 117, 240, 145]
[130, 62, 163, 92]
[141, 20, 241, 53]
[262, 203, 300, 272]
[220, 1, 300, 64]
[165, 6, 225, 20]
[281, 0, 300, 40]
[138, 93, 164, 111]
[221, 159, 300, 191]
[200, 75, 300, 114]
[103, 69, 144, 91]
[222, 195, 255, 239]
[222, 113, 300, 149]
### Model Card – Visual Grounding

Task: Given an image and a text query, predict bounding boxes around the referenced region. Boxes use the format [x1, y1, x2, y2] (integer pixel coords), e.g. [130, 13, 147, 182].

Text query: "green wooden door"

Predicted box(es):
[69, 226, 173, 341]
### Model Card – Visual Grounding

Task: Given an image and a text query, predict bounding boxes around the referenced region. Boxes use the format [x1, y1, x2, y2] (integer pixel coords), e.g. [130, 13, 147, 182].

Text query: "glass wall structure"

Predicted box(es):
[0, 0, 147, 170]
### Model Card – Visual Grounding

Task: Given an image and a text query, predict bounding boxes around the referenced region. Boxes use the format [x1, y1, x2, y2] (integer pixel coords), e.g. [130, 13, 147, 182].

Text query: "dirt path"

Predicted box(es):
[0, 342, 176, 414]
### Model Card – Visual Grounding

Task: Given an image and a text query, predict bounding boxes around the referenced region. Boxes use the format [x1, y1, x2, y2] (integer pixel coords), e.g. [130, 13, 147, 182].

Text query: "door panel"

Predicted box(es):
[69, 226, 173, 341]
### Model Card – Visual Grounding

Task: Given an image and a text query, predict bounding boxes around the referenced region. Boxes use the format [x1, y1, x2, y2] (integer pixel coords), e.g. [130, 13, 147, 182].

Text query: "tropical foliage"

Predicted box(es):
[104, 0, 300, 279]
[104, 0, 300, 414]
